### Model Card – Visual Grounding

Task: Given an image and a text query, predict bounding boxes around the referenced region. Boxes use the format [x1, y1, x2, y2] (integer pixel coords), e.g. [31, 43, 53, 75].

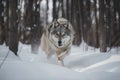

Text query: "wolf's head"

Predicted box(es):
[47, 18, 74, 48]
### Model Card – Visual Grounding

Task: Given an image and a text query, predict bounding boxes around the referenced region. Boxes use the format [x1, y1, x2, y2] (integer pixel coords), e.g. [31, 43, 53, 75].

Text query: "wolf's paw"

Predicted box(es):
[58, 60, 64, 66]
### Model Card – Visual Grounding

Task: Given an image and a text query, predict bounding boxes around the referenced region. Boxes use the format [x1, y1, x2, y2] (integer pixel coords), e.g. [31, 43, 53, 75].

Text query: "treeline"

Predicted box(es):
[0, 0, 120, 55]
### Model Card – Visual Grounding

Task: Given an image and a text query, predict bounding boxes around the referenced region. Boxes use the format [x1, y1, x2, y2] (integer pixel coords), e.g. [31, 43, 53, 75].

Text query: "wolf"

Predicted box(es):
[40, 18, 75, 66]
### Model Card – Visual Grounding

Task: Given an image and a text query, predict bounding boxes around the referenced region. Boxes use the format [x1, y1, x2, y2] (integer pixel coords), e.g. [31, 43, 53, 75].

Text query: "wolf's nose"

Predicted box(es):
[58, 41, 62, 46]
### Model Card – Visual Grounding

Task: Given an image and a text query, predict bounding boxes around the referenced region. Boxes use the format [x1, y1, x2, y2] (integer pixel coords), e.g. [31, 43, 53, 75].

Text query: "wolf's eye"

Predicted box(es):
[54, 33, 58, 38]
[64, 24, 68, 28]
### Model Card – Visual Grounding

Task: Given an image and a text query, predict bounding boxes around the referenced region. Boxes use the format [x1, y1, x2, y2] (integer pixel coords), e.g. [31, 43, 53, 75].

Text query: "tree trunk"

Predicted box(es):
[46, 0, 49, 24]
[22, 0, 33, 44]
[73, 0, 81, 45]
[9, 0, 19, 55]
[92, 0, 99, 48]
[31, 0, 41, 54]
[0, 0, 4, 44]
[4, 0, 9, 46]
[53, 0, 57, 20]
[61, 0, 65, 18]
[99, 0, 107, 52]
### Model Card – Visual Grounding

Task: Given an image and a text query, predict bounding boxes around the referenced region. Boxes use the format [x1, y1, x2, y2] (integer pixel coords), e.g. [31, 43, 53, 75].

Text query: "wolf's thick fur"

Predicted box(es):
[40, 18, 75, 66]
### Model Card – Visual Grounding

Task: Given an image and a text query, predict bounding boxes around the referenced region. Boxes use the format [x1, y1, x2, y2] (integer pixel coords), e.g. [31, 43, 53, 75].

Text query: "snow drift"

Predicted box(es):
[0, 42, 120, 80]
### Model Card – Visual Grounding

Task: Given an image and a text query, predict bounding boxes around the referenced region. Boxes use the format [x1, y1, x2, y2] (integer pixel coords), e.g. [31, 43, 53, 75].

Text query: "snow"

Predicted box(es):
[0, 42, 120, 80]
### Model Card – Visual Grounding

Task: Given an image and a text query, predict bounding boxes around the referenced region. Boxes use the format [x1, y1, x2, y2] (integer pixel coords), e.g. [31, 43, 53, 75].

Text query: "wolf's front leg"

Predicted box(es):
[56, 52, 64, 66]
[57, 56, 64, 66]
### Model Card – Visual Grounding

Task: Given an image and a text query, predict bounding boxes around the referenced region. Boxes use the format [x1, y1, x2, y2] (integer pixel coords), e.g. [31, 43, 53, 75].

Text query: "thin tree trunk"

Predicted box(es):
[22, 0, 33, 44]
[53, 0, 57, 20]
[93, 0, 99, 48]
[0, 0, 4, 44]
[66, 0, 69, 20]
[73, 0, 81, 45]
[9, 0, 19, 55]
[61, 0, 65, 18]
[4, 0, 9, 46]
[46, 0, 49, 24]
[31, 0, 41, 54]
[99, 0, 107, 52]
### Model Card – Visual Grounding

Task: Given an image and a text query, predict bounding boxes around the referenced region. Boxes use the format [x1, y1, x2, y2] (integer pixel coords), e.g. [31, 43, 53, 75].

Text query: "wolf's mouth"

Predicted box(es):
[58, 44, 62, 46]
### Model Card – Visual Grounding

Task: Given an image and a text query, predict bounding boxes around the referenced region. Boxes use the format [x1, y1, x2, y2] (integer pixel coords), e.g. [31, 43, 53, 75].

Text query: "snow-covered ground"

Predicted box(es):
[0, 42, 120, 80]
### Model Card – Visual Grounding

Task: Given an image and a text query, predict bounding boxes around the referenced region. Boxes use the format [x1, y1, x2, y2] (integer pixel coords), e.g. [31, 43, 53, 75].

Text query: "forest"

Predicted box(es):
[0, 0, 120, 55]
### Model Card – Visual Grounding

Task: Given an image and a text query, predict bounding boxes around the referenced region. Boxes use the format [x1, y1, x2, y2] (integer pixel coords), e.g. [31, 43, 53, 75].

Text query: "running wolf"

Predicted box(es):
[40, 18, 75, 66]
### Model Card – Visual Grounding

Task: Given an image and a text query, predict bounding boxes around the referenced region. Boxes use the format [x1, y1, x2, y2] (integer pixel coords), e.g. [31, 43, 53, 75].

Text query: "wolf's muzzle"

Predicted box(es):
[58, 41, 62, 46]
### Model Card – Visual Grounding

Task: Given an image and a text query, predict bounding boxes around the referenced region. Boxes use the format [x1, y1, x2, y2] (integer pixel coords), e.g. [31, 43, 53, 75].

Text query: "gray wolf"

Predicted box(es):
[40, 18, 75, 66]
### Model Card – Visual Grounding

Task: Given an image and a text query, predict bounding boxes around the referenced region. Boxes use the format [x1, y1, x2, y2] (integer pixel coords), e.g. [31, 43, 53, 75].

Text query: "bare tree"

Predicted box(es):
[8, 0, 19, 55]
[53, 0, 58, 20]
[4, 0, 9, 46]
[31, 0, 41, 54]
[99, 0, 107, 52]
[0, 0, 4, 44]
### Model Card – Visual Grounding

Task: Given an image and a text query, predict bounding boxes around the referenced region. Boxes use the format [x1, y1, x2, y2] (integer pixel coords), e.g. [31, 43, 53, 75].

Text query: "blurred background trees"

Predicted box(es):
[0, 0, 120, 55]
